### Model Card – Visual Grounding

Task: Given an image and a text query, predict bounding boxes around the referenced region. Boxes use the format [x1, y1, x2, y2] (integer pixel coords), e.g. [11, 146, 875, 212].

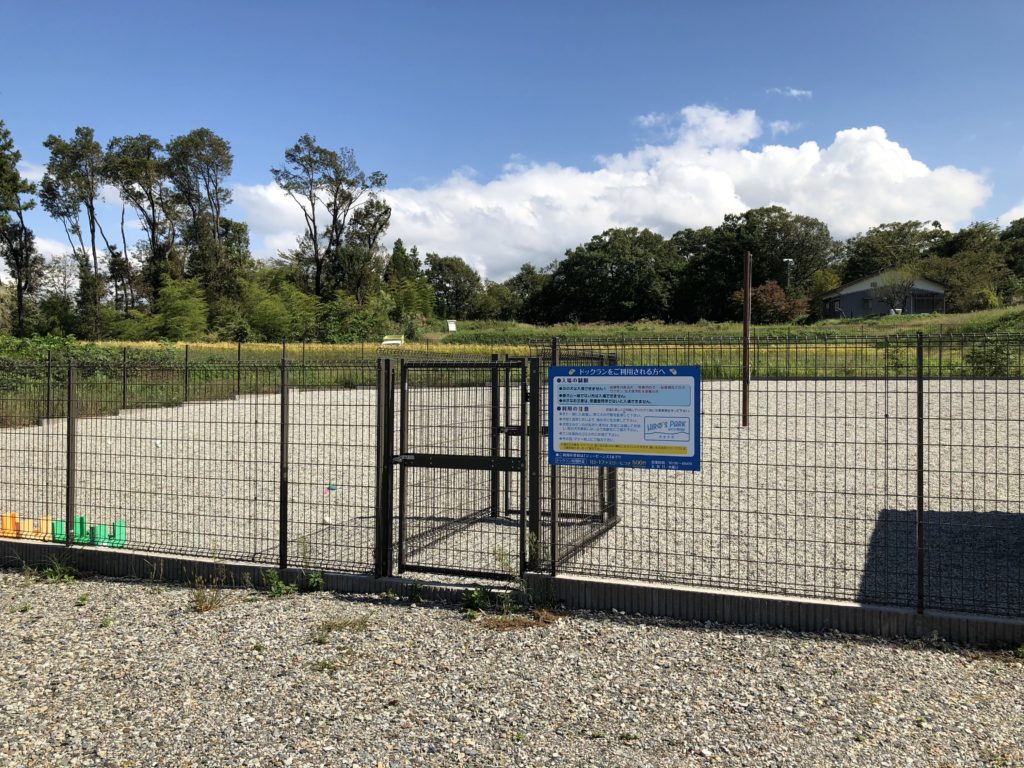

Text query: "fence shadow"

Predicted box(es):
[859, 509, 1024, 616]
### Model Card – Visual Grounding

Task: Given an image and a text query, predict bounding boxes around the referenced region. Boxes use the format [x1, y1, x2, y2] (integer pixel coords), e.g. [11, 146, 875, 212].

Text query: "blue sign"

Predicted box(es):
[548, 366, 701, 471]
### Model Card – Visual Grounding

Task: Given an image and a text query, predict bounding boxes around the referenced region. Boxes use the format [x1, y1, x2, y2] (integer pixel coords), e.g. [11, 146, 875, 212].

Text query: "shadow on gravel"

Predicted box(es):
[858, 509, 1024, 616]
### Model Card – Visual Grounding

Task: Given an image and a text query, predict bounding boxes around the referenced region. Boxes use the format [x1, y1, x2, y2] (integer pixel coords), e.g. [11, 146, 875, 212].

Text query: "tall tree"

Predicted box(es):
[40, 127, 112, 337]
[546, 228, 681, 323]
[843, 221, 947, 282]
[424, 253, 483, 319]
[0, 120, 44, 336]
[105, 133, 178, 297]
[1000, 218, 1024, 277]
[271, 134, 386, 298]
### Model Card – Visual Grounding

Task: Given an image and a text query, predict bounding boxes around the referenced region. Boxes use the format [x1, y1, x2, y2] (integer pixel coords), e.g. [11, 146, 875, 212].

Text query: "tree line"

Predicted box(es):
[2, 118, 1023, 340]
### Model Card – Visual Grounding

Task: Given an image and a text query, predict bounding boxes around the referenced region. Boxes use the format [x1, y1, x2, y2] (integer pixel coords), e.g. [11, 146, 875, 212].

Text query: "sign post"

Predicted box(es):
[548, 366, 701, 471]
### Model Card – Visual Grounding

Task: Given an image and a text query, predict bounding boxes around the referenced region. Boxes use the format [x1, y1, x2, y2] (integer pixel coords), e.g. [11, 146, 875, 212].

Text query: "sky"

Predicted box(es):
[1, 0, 1022, 281]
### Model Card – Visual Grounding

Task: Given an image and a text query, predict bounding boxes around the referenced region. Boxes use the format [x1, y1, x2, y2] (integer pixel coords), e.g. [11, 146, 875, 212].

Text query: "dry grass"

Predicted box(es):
[189, 577, 225, 613]
[311, 615, 370, 644]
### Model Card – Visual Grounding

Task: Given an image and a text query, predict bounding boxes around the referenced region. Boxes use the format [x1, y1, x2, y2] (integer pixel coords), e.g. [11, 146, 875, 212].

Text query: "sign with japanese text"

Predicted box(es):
[548, 366, 701, 471]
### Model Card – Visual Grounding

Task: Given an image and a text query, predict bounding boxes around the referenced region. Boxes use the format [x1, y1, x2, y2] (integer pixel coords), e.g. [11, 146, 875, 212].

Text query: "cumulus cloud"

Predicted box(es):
[769, 120, 800, 135]
[998, 201, 1024, 226]
[768, 86, 813, 98]
[233, 105, 990, 280]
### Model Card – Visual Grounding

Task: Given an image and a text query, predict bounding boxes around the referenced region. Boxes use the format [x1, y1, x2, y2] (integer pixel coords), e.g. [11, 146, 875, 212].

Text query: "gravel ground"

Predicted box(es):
[1, 571, 1023, 768]
[1, 379, 1022, 613]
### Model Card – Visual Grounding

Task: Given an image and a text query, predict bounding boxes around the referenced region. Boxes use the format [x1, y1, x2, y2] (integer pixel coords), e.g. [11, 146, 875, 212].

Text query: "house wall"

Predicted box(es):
[823, 288, 944, 318]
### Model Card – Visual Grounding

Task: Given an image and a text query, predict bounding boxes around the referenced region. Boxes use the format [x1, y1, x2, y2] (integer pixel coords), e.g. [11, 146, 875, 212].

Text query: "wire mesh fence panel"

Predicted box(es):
[0, 362, 67, 544]
[286, 363, 379, 573]
[924, 335, 1024, 616]
[73, 363, 281, 563]
[534, 338, 922, 607]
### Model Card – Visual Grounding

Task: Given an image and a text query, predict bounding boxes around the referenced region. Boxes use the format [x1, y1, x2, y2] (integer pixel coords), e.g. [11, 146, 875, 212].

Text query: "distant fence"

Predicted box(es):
[0, 333, 1022, 622]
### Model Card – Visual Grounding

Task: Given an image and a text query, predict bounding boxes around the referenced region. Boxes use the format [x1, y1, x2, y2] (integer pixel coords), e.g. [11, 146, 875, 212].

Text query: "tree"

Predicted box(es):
[674, 207, 839, 322]
[424, 254, 483, 319]
[804, 268, 842, 320]
[545, 228, 681, 323]
[104, 133, 178, 297]
[731, 281, 807, 323]
[271, 134, 386, 298]
[167, 129, 236, 303]
[0, 120, 44, 336]
[921, 221, 1014, 311]
[503, 263, 551, 323]
[843, 221, 946, 282]
[1000, 218, 1024, 277]
[155, 278, 208, 340]
[40, 126, 113, 337]
[385, 239, 421, 284]
[870, 268, 917, 313]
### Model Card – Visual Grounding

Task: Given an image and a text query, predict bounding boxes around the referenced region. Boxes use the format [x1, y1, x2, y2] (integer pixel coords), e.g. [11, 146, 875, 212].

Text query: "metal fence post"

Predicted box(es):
[742, 251, 752, 428]
[236, 340, 242, 396]
[528, 357, 541, 570]
[490, 353, 500, 517]
[45, 350, 52, 420]
[916, 332, 925, 614]
[122, 347, 128, 410]
[279, 360, 289, 569]
[184, 344, 190, 403]
[373, 358, 395, 578]
[549, 338, 560, 575]
[65, 361, 76, 548]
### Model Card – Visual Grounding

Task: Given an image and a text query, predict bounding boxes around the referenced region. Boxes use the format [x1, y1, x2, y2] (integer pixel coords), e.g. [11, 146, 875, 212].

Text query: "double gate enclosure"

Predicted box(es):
[2, 334, 1023, 642]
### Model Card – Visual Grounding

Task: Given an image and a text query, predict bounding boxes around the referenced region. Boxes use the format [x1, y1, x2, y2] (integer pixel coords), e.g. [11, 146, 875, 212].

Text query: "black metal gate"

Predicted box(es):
[394, 359, 528, 579]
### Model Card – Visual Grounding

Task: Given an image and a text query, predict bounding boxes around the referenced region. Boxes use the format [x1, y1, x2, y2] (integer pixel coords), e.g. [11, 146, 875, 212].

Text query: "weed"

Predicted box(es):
[189, 576, 225, 613]
[310, 659, 345, 673]
[252, 643, 265, 652]
[619, 732, 640, 743]
[100, 616, 113, 628]
[301, 570, 325, 593]
[263, 569, 297, 598]
[18, 603, 29, 613]
[312, 615, 369, 644]
[75, 593, 89, 607]
[42, 558, 77, 583]
[380, 590, 399, 601]
[1014, 645, 1024, 660]
[461, 587, 496, 612]
[407, 581, 423, 604]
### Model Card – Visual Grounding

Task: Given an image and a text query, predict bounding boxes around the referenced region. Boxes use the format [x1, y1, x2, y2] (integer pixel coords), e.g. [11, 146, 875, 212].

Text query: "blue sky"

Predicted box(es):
[1, 0, 1022, 279]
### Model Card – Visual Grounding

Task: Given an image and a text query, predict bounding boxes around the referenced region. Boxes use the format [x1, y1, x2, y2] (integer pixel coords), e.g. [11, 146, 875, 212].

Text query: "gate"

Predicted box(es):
[394, 359, 528, 579]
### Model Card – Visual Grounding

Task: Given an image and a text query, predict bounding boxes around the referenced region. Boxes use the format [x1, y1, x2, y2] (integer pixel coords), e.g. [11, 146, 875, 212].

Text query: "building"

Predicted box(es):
[821, 270, 946, 319]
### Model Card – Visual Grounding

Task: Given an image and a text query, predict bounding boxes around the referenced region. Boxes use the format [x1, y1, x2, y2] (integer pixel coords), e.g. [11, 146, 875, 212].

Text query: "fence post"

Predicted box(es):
[65, 361, 76, 548]
[236, 340, 242, 396]
[279, 360, 289, 570]
[528, 357, 541, 570]
[549, 337, 560, 575]
[916, 332, 925, 614]
[121, 347, 128, 410]
[45, 350, 52, 420]
[184, 344, 190, 403]
[374, 358, 395, 577]
[742, 251, 751, 427]
[490, 353, 500, 517]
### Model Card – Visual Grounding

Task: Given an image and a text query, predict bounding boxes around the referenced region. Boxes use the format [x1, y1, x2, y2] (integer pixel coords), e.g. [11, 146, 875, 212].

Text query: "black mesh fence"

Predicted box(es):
[1, 335, 1022, 619]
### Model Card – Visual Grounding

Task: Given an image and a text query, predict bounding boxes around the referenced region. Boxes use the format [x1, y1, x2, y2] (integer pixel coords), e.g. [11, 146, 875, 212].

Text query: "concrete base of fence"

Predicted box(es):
[523, 573, 1024, 647]
[3, 539, 1022, 646]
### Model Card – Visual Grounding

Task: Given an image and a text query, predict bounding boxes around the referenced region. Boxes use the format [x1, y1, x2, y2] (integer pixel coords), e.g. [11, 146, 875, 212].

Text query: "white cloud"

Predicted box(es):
[998, 201, 1024, 226]
[769, 120, 800, 135]
[232, 105, 990, 280]
[768, 86, 813, 98]
[16, 161, 45, 183]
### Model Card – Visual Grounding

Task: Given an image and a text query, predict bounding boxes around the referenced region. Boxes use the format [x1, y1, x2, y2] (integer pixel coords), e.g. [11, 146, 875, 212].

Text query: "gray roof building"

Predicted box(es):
[822, 270, 946, 319]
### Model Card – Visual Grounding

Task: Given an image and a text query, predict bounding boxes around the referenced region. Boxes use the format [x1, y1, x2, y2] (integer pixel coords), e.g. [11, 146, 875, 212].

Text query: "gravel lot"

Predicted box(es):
[1, 379, 1022, 614]
[1, 571, 1023, 768]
